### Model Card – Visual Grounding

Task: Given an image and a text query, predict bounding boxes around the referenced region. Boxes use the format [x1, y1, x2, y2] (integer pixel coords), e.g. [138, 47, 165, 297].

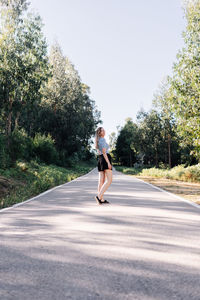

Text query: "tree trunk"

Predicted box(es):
[129, 151, 132, 167]
[155, 149, 158, 168]
[7, 103, 12, 135]
[14, 111, 20, 130]
[168, 133, 171, 168]
[6, 97, 13, 148]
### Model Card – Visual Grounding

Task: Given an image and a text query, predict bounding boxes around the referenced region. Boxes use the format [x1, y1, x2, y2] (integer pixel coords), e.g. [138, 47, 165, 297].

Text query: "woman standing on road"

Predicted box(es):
[95, 127, 113, 205]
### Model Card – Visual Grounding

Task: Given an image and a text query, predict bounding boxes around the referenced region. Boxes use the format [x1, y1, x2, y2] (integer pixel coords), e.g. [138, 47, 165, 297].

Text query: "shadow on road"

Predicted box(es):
[0, 168, 200, 300]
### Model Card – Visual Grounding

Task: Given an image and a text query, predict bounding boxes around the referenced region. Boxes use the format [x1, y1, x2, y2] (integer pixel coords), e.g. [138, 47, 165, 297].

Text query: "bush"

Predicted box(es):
[133, 162, 142, 168]
[32, 133, 59, 164]
[117, 163, 200, 183]
[168, 164, 186, 180]
[158, 162, 169, 169]
[58, 149, 68, 167]
[65, 152, 79, 168]
[180, 164, 200, 182]
[7, 129, 34, 165]
[140, 167, 167, 177]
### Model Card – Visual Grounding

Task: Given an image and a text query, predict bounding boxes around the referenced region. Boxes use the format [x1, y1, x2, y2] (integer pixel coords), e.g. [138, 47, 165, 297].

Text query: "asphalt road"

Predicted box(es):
[0, 167, 200, 300]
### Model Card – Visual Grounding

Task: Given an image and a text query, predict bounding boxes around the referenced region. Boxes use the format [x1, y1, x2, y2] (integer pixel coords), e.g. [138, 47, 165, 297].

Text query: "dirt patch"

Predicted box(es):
[134, 176, 200, 205]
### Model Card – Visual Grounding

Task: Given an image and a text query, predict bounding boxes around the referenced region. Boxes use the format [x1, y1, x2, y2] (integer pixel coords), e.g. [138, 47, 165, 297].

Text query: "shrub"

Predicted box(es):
[32, 133, 59, 164]
[65, 152, 79, 168]
[141, 167, 167, 177]
[7, 129, 34, 165]
[182, 164, 200, 182]
[117, 163, 200, 183]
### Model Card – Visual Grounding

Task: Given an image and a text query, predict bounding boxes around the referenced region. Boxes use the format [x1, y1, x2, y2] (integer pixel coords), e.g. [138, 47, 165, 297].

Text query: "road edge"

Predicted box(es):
[115, 170, 200, 210]
[0, 167, 96, 213]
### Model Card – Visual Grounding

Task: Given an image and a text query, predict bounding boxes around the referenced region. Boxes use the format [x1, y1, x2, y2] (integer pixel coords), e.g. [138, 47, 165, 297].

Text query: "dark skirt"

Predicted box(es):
[98, 153, 112, 172]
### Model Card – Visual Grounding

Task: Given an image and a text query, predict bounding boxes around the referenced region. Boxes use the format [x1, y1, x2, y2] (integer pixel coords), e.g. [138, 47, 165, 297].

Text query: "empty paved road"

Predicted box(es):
[0, 167, 200, 300]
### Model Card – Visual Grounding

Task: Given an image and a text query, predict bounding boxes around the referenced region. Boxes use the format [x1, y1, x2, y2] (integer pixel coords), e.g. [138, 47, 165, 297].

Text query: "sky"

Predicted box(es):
[30, 0, 187, 141]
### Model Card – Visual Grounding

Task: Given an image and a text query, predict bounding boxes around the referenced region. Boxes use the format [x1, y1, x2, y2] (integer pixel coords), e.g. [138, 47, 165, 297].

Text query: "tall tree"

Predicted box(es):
[0, 0, 50, 145]
[136, 109, 164, 167]
[152, 78, 178, 168]
[34, 42, 101, 161]
[108, 132, 117, 152]
[168, 0, 200, 160]
[115, 118, 139, 167]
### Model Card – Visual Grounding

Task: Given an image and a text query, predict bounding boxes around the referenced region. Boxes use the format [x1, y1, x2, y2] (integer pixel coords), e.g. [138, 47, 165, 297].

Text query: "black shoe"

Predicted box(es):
[95, 195, 103, 205]
[101, 200, 110, 204]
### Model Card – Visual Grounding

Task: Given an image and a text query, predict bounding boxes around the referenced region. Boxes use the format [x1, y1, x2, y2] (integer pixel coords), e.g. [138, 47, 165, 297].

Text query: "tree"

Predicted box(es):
[108, 132, 117, 151]
[152, 77, 178, 168]
[168, 0, 200, 160]
[34, 42, 101, 163]
[136, 109, 164, 167]
[115, 118, 139, 167]
[0, 0, 50, 146]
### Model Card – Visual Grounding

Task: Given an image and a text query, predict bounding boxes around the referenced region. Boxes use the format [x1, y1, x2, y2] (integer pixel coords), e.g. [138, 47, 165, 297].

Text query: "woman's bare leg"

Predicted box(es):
[98, 169, 112, 200]
[98, 171, 106, 201]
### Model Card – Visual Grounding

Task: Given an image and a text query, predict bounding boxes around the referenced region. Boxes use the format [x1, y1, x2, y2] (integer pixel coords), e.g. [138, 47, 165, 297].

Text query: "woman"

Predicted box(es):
[95, 126, 113, 205]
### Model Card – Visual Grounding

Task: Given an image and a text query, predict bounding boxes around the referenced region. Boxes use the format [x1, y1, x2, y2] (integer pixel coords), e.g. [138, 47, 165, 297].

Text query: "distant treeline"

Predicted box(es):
[0, 0, 101, 169]
[111, 0, 200, 168]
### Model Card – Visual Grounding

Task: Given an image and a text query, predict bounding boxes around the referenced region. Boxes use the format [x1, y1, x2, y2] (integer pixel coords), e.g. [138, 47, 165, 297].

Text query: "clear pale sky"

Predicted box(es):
[30, 0, 186, 139]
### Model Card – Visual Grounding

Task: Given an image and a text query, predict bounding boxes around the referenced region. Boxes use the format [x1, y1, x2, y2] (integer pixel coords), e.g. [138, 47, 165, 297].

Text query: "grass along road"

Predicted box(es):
[0, 159, 96, 210]
[133, 175, 200, 205]
[115, 165, 200, 206]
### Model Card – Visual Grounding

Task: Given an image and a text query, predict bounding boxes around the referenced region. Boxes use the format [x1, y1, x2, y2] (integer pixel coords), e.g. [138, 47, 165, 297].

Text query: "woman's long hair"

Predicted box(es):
[95, 127, 103, 150]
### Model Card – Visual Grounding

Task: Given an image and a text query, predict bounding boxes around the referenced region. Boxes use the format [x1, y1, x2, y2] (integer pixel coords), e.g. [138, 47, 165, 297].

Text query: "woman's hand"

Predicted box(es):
[108, 162, 112, 170]
[102, 151, 112, 170]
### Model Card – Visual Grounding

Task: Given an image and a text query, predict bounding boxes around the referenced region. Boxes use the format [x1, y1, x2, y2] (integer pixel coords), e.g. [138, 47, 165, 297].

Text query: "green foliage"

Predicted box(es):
[0, 134, 11, 168]
[152, 78, 179, 168]
[108, 132, 117, 152]
[0, 3, 50, 138]
[140, 164, 200, 182]
[168, 0, 200, 158]
[32, 132, 59, 165]
[1, 129, 59, 166]
[115, 118, 139, 167]
[8, 128, 34, 164]
[115, 166, 141, 175]
[115, 110, 181, 168]
[0, 3, 101, 167]
[140, 167, 170, 178]
[115, 164, 153, 175]
[136, 109, 165, 167]
[64, 152, 79, 168]
[0, 0, 29, 18]
[30, 42, 101, 164]
[117, 163, 200, 183]
[0, 159, 94, 209]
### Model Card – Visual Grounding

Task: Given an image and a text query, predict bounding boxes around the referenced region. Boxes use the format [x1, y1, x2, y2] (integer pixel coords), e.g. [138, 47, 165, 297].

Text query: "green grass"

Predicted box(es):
[115, 163, 200, 183]
[0, 159, 96, 210]
[115, 165, 144, 175]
